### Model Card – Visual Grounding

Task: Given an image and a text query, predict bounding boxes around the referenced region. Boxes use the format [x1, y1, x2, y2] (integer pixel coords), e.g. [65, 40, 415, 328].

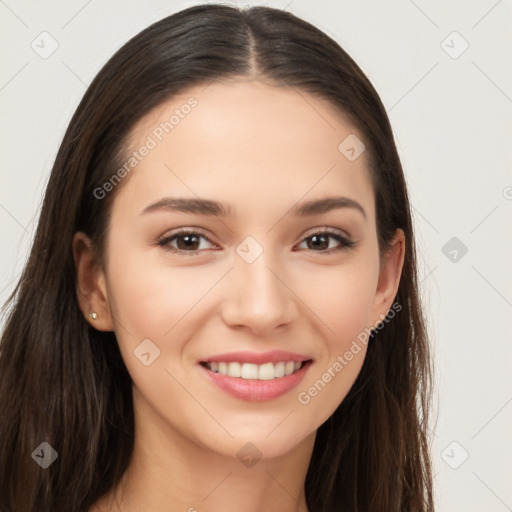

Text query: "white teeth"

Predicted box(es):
[285, 361, 295, 376]
[205, 360, 306, 380]
[228, 362, 242, 377]
[258, 362, 275, 381]
[274, 361, 285, 378]
[241, 363, 258, 379]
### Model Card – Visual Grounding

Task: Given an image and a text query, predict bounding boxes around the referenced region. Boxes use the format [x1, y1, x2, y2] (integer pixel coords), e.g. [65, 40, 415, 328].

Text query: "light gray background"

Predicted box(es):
[1, 0, 511, 510]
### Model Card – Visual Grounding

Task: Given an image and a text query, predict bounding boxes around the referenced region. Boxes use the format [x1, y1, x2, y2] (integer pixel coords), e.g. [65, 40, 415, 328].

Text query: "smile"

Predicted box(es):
[201, 360, 307, 380]
[197, 349, 313, 401]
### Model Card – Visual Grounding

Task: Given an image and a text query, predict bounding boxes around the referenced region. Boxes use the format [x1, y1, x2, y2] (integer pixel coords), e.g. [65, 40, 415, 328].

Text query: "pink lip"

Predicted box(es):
[199, 350, 311, 365]
[198, 360, 313, 402]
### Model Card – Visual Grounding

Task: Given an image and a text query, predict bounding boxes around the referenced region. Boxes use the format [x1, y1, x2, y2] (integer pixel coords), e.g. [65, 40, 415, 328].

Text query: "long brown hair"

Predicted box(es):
[0, 4, 434, 511]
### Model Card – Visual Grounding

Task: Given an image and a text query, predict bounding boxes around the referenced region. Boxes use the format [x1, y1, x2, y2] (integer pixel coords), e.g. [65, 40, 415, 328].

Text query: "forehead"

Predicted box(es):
[116, 78, 375, 222]
[130, 77, 365, 155]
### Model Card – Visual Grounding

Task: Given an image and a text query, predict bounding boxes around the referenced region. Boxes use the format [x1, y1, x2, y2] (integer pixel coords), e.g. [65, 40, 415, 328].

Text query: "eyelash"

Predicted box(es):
[156, 228, 355, 256]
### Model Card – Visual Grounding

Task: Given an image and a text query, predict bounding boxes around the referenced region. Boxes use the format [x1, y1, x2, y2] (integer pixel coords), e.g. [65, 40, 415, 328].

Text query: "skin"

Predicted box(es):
[74, 78, 405, 512]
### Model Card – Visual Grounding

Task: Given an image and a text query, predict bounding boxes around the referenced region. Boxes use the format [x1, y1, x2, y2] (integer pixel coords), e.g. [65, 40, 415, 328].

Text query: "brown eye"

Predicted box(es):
[297, 229, 355, 254]
[157, 228, 355, 256]
[157, 230, 216, 255]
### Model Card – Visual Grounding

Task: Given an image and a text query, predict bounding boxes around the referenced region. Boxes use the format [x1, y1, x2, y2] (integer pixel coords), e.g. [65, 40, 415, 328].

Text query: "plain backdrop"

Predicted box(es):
[1, 0, 511, 510]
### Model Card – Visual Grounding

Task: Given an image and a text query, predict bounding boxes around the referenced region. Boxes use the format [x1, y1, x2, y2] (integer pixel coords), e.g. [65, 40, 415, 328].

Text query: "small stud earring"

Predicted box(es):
[89, 312, 98, 320]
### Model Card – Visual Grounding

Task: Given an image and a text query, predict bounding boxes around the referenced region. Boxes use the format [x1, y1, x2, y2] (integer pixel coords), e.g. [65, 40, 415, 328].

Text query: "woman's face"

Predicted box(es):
[77, 78, 404, 461]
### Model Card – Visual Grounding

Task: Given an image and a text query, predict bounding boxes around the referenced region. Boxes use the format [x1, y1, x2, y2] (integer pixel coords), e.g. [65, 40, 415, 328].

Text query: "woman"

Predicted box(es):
[0, 4, 434, 511]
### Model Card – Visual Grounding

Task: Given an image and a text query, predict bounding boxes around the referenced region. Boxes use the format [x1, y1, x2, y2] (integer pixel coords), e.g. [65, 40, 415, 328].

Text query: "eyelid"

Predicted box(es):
[301, 225, 351, 240]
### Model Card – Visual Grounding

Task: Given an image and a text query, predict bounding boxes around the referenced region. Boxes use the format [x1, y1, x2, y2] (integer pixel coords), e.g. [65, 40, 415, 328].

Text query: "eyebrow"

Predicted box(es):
[140, 196, 366, 219]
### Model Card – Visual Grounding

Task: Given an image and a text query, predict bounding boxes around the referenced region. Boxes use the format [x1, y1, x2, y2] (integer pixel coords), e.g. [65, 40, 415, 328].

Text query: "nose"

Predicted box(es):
[220, 249, 298, 336]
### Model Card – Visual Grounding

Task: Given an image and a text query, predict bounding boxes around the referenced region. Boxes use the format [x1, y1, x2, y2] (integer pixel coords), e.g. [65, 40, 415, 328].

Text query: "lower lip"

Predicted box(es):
[199, 361, 313, 401]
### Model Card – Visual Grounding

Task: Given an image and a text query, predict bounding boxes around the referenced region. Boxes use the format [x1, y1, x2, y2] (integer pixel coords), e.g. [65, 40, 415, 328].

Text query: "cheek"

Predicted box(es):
[324, 275, 375, 332]
[106, 247, 208, 339]
[297, 255, 380, 345]
[293, 258, 378, 416]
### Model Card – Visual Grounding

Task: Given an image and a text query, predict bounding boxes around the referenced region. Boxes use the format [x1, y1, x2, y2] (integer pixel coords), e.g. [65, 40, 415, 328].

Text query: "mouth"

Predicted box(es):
[198, 357, 314, 401]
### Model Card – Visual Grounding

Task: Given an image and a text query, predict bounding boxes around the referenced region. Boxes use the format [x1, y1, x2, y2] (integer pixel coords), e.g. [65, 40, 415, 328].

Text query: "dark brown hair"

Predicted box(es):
[0, 4, 434, 511]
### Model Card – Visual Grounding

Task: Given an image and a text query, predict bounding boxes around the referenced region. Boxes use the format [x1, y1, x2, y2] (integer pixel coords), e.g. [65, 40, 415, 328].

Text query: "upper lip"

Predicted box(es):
[199, 350, 312, 365]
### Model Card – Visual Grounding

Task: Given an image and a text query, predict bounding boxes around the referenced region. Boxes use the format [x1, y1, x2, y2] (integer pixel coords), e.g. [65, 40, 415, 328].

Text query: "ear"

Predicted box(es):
[370, 228, 406, 326]
[72, 231, 114, 331]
